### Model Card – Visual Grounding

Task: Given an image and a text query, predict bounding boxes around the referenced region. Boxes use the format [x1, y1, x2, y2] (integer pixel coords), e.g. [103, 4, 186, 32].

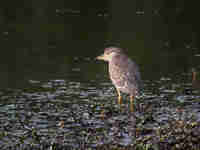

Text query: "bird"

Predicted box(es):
[96, 46, 142, 111]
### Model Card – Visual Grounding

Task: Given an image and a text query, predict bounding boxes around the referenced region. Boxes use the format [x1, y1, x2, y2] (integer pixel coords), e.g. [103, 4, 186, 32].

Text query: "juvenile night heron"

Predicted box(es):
[96, 46, 142, 111]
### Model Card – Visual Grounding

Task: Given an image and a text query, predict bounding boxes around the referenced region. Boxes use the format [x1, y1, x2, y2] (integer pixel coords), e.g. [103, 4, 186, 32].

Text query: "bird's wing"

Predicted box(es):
[125, 59, 142, 90]
[109, 54, 141, 91]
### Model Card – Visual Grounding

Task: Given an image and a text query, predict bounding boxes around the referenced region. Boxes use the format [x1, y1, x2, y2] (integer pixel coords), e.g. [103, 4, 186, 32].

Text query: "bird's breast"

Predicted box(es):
[109, 63, 126, 87]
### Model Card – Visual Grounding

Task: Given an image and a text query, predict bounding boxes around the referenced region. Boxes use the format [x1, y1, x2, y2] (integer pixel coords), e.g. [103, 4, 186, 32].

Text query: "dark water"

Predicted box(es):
[1, 9, 200, 149]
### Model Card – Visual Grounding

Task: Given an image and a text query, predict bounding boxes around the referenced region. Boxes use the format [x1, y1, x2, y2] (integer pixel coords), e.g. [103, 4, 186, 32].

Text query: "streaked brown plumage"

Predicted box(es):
[96, 46, 142, 111]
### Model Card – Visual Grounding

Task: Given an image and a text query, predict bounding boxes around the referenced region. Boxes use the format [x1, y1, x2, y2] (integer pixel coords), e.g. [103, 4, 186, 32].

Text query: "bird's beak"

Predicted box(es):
[96, 54, 105, 60]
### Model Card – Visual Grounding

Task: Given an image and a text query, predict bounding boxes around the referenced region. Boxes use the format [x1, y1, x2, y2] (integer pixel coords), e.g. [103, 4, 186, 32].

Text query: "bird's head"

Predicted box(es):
[96, 47, 124, 62]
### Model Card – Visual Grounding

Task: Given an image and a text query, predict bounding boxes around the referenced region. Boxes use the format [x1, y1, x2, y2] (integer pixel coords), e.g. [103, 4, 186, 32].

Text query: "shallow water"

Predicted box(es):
[1, 57, 200, 149]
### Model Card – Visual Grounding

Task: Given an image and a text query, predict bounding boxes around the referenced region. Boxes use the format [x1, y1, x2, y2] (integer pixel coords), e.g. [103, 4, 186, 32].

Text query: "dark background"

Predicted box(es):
[0, 0, 200, 88]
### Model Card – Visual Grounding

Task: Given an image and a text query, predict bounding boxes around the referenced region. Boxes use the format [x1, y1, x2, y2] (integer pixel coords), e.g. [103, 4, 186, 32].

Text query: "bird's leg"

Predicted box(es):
[116, 88, 122, 105]
[130, 95, 134, 112]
